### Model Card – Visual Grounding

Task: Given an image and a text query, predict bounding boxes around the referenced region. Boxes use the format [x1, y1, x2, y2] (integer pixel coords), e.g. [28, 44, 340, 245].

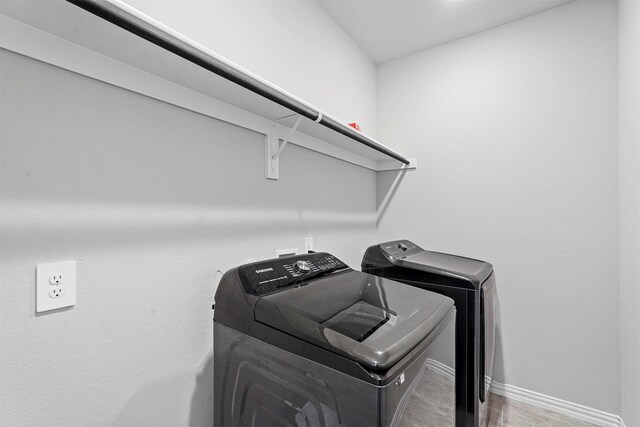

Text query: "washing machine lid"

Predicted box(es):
[376, 240, 493, 290]
[254, 270, 454, 371]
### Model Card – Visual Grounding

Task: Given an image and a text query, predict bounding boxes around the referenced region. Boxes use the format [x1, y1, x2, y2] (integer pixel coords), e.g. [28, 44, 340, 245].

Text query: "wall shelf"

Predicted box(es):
[0, 0, 416, 179]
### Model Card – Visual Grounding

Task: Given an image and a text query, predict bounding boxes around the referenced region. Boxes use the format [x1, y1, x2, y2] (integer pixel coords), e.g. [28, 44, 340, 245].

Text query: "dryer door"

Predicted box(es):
[479, 274, 497, 402]
[393, 311, 456, 427]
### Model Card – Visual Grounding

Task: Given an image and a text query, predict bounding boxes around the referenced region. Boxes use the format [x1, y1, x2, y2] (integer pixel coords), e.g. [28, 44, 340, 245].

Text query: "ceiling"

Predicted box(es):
[319, 0, 576, 63]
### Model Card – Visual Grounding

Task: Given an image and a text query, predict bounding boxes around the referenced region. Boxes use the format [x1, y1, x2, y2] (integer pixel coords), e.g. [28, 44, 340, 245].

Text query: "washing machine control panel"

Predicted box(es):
[292, 260, 312, 274]
[237, 252, 348, 296]
[379, 240, 423, 260]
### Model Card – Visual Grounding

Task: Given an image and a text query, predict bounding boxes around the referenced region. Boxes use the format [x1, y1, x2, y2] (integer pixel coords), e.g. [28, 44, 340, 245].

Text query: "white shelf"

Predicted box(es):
[0, 0, 415, 177]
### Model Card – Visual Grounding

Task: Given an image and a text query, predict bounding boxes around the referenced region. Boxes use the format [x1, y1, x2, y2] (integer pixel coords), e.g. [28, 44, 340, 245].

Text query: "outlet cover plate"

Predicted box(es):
[36, 260, 76, 312]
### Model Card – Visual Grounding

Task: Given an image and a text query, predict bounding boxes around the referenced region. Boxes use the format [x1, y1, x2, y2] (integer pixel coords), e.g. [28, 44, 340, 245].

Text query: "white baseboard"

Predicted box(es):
[424, 361, 626, 426]
[491, 381, 625, 427]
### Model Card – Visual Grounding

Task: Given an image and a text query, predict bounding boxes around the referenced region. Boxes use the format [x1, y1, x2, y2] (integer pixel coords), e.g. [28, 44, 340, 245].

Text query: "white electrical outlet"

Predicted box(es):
[49, 287, 65, 298]
[36, 260, 76, 312]
[304, 237, 314, 253]
[49, 274, 64, 285]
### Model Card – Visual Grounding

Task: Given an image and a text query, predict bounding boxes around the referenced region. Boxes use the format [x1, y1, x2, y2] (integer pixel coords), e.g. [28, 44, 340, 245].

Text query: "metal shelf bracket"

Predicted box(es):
[266, 114, 304, 180]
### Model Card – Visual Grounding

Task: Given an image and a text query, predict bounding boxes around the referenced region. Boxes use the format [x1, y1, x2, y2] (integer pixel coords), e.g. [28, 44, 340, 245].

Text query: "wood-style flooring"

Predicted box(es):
[401, 363, 599, 426]
[487, 394, 600, 427]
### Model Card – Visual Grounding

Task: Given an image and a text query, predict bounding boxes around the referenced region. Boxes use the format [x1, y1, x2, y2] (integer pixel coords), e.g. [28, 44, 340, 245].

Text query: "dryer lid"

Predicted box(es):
[254, 270, 454, 371]
[373, 240, 494, 290]
[403, 251, 493, 289]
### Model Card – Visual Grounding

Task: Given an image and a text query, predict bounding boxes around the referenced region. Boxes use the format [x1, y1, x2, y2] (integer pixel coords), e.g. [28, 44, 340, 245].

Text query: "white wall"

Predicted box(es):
[619, 0, 640, 424]
[123, 0, 377, 136]
[0, 1, 378, 423]
[376, 0, 619, 413]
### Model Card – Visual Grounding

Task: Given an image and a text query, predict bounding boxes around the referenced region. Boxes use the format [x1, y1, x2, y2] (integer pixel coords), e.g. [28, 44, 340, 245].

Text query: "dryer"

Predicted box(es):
[214, 252, 456, 426]
[362, 241, 497, 427]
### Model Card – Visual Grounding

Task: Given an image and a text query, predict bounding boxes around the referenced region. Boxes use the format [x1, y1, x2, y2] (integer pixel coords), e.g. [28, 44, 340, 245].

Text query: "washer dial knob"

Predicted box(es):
[293, 260, 312, 274]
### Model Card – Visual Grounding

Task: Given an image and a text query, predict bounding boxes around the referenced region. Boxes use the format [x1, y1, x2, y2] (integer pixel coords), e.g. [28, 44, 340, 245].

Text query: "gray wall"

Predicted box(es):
[619, 0, 640, 424]
[376, 0, 619, 413]
[0, 1, 381, 424]
[0, 49, 376, 425]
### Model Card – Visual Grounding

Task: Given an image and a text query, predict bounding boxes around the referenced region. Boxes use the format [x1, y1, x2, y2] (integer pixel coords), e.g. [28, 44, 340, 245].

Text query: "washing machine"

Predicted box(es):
[362, 240, 497, 427]
[214, 251, 456, 426]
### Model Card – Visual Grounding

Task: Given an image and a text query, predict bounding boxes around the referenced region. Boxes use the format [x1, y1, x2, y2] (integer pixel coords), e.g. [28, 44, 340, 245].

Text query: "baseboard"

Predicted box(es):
[491, 381, 625, 427]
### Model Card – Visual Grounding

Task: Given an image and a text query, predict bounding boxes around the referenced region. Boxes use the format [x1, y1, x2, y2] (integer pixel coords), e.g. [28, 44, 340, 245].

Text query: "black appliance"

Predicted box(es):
[362, 240, 497, 427]
[214, 252, 456, 426]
